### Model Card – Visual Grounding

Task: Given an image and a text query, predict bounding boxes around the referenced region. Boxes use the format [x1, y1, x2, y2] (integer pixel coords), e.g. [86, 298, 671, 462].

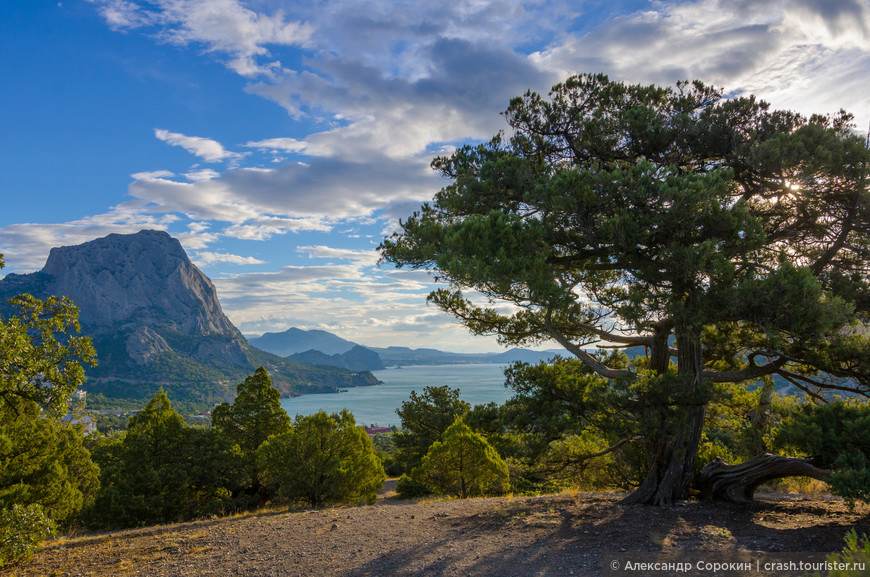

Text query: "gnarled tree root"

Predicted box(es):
[694, 453, 831, 504]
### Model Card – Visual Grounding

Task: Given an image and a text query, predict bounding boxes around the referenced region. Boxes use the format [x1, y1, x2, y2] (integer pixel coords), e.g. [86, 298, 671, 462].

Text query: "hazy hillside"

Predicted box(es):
[370, 345, 565, 366]
[248, 326, 567, 367]
[248, 327, 358, 356]
[289, 345, 386, 371]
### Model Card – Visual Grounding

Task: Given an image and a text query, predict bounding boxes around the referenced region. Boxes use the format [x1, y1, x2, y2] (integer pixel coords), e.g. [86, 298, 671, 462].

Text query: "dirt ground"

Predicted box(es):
[6, 483, 869, 577]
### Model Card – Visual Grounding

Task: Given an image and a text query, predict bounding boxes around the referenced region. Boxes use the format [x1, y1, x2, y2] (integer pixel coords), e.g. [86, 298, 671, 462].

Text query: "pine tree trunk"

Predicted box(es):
[695, 453, 831, 503]
[623, 326, 706, 506]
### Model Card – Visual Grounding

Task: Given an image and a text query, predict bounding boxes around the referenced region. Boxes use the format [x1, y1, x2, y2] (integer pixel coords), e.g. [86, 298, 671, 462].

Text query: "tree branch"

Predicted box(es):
[701, 356, 787, 383]
[777, 368, 870, 399]
[544, 318, 636, 381]
[546, 436, 642, 475]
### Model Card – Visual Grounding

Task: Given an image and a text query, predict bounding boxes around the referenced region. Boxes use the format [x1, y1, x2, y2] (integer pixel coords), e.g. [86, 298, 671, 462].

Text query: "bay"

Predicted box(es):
[280, 364, 512, 427]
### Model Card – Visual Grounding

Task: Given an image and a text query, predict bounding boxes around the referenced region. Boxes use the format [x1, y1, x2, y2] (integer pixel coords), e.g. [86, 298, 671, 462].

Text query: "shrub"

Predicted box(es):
[0, 504, 56, 568]
[807, 530, 870, 577]
[258, 410, 385, 508]
[395, 474, 430, 499]
[777, 400, 870, 508]
[86, 390, 243, 529]
[415, 418, 510, 498]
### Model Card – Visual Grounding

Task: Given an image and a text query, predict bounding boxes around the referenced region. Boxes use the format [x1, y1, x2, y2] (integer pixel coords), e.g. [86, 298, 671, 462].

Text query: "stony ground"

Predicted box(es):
[6, 484, 869, 577]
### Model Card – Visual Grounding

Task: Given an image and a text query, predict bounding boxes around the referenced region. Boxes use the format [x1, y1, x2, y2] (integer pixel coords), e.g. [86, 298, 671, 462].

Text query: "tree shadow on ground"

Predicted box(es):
[343, 495, 870, 577]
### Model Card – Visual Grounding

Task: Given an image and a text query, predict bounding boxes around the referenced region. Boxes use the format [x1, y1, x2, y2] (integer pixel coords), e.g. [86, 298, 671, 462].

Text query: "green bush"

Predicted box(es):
[415, 418, 510, 498]
[0, 504, 56, 568]
[807, 530, 870, 577]
[777, 400, 870, 508]
[212, 367, 291, 505]
[86, 390, 243, 529]
[258, 410, 385, 508]
[395, 474, 431, 499]
[393, 386, 470, 474]
[0, 400, 99, 525]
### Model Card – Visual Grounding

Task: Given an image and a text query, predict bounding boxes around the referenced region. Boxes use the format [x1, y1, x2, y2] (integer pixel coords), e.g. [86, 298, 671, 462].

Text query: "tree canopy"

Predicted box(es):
[0, 292, 95, 417]
[257, 410, 385, 508]
[393, 385, 470, 472]
[415, 418, 510, 499]
[212, 367, 291, 503]
[0, 254, 99, 564]
[381, 74, 870, 505]
[87, 390, 243, 529]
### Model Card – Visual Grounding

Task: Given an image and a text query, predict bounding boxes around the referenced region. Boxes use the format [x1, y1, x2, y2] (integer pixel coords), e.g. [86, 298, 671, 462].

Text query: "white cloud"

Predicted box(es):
[298, 245, 380, 266]
[192, 251, 266, 266]
[244, 137, 308, 153]
[223, 216, 332, 239]
[184, 168, 221, 182]
[154, 129, 243, 162]
[128, 154, 440, 222]
[132, 170, 175, 180]
[88, 0, 155, 30]
[246, 38, 556, 158]
[89, 0, 313, 77]
[531, 0, 870, 123]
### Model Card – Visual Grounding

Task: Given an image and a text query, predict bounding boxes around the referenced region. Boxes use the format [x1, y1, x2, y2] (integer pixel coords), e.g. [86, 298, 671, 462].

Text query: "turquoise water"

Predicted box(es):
[280, 364, 512, 427]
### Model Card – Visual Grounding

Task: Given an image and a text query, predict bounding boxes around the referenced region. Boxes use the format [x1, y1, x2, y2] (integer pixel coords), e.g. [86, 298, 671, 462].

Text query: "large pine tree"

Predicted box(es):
[380, 74, 870, 505]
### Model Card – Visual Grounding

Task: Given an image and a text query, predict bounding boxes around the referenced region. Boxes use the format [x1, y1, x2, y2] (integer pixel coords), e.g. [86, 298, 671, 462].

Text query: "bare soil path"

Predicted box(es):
[6, 491, 868, 577]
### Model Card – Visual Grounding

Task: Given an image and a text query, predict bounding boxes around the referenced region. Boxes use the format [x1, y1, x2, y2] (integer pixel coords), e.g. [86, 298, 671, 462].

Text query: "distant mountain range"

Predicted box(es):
[248, 328, 356, 356]
[0, 231, 378, 412]
[247, 327, 566, 368]
[289, 345, 386, 371]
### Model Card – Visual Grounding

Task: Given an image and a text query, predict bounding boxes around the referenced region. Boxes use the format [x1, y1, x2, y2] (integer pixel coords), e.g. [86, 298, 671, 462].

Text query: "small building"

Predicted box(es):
[364, 426, 392, 437]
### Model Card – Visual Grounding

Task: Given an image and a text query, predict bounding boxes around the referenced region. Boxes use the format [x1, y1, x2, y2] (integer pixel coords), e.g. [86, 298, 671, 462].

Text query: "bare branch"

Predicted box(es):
[544, 318, 636, 381]
[777, 368, 870, 399]
[701, 356, 788, 383]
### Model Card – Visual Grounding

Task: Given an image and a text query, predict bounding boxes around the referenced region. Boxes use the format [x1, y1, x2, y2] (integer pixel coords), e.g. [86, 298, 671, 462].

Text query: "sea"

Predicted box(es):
[280, 364, 513, 427]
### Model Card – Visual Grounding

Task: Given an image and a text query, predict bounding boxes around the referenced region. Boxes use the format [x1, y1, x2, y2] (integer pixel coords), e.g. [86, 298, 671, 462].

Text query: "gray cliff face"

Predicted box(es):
[0, 230, 379, 406]
[41, 230, 237, 336]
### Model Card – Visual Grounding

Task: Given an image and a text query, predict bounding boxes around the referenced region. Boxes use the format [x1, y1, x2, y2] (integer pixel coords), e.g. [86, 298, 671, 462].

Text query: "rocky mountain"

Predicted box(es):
[0, 231, 378, 411]
[248, 328, 357, 356]
[289, 345, 386, 371]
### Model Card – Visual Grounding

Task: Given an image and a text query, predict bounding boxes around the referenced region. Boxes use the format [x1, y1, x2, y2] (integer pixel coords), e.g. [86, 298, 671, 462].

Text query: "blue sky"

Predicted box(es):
[2, 0, 869, 352]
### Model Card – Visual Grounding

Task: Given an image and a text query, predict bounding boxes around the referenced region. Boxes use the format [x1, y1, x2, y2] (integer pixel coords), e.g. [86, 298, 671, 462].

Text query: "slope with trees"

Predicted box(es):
[0, 254, 99, 565]
[381, 74, 870, 505]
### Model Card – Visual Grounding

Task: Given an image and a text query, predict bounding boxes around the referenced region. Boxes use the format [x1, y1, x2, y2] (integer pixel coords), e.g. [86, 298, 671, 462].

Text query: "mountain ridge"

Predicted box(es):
[247, 327, 565, 366]
[0, 231, 379, 411]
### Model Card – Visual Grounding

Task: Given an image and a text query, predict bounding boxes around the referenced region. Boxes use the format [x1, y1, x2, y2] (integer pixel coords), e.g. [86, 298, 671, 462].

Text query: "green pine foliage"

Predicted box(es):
[500, 355, 647, 491]
[0, 256, 98, 564]
[211, 367, 291, 504]
[381, 73, 870, 504]
[809, 530, 870, 577]
[0, 293, 96, 417]
[0, 400, 99, 525]
[257, 410, 385, 508]
[87, 390, 243, 529]
[393, 385, 470, 473]
[776, 400, 870, 508]
[414, 418, 510, 499]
